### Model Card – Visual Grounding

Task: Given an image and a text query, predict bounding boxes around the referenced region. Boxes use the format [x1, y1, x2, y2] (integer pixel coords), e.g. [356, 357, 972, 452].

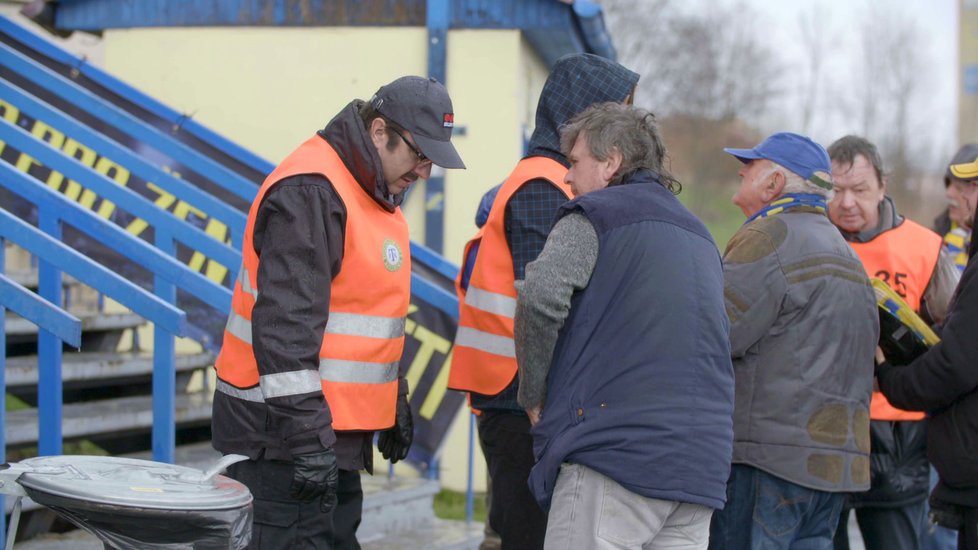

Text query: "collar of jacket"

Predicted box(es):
[319, 100, 400, 213]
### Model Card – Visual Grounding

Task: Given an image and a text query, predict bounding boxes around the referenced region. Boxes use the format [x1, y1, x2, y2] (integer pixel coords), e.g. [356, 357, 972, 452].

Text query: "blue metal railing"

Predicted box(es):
[0, 160, 232, 462]
[0, 41, 258, 205]
[0, 234, 83, 544]
[0, 79, 248, 247]
[1, 9, 478, 525]
[0, 16, 271, 179]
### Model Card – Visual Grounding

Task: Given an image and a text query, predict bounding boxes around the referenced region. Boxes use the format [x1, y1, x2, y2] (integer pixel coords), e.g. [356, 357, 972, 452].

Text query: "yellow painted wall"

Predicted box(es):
[960, 0, 978, 145]
[101, 25, 550, 492]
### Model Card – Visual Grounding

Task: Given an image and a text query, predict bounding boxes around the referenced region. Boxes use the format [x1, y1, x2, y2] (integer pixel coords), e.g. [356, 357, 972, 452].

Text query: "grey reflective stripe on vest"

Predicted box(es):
[239, 266, 258, 299]
[260, 369, 323, 398]
[320, 359, 399, 384]
[325, 312, 405, 339]
[454, 326, 516, 358]
[225, 311, 252, 345]
[216, 379, 264, 402]
[226, 310, 403, 345]
[465, 287, 516, 319]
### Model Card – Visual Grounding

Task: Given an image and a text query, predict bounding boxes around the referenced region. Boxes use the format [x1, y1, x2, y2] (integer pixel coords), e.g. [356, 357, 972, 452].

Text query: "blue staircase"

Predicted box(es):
[0, 13, 477, 548]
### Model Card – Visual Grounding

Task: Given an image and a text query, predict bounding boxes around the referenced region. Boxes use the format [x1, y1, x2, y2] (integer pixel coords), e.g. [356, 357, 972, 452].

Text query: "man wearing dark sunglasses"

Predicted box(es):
[212, 76, 464, 549]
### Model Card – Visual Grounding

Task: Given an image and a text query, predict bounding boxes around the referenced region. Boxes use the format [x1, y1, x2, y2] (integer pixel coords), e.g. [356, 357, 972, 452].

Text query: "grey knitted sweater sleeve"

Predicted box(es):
[515, 212, 599, 409]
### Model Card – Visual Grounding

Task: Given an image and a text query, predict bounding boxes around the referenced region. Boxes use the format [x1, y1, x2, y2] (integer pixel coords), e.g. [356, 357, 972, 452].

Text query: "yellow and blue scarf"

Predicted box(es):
[943, 223, 971, 273]
[746, 193, 828, 225]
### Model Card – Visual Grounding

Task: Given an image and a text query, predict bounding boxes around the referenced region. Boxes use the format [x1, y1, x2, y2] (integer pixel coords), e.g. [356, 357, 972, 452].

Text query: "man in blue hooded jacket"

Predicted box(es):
[515, 102, 735, 549]
[449, 54, 639, 549]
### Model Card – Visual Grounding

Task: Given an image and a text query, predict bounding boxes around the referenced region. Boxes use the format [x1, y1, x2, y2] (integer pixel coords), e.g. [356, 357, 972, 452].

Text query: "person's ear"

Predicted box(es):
[369, 118, 388, 149]
[602, 150, 623, 184]
[762, 170, 786, 202]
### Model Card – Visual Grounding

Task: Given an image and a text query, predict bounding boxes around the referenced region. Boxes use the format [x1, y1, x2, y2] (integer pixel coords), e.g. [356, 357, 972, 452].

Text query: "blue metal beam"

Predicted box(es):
[0, 161, 232, 313]
[0, 207, 186, 336]
[51, 0, 426, 29]
[0, 41, 258, 203]
[0, 273, 82, 347]
[410, 241, 458, 282]
[36, 203, 64, 455]
[410, 273, 458, 321]
[425, 0, 450, 254]
[0, 116, 243, 272]
[0, 80, 248, 245]
[0, 15, 272, 179]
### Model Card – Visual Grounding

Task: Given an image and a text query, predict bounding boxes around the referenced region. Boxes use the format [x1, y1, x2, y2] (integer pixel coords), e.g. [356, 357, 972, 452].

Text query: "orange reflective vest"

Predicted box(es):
[849, 219, 942, 421]
[448, 157, 571, 395]
[214, 135, 410, 431]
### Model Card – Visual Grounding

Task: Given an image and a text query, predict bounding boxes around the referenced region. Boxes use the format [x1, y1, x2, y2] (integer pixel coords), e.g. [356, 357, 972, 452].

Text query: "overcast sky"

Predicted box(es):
[674, 0, 959, 168]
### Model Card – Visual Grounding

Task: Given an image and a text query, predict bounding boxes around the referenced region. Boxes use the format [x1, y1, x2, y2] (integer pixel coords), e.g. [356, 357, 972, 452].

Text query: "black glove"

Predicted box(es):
[378, 394, 413, 463]
[290, 448, 338, 513]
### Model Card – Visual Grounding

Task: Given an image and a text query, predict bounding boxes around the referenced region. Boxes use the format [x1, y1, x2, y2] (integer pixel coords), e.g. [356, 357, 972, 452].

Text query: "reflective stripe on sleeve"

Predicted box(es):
[260, 369, 323, 399]
[216, 379, 264, 402]
[454, 326, 516, 358]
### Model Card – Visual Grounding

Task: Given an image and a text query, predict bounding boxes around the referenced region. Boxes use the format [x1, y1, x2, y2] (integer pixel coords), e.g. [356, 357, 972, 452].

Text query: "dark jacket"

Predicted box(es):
[842, 197, 933, 508]
[528, 172, 735, 511]
[724, 204, 877, 492]
[211, 101, 407, 472]
[472, 53, 640, 412]
[878, 235, 978, 508]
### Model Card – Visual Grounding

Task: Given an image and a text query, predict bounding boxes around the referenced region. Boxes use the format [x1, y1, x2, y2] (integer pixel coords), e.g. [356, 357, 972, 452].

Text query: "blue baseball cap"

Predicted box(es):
[724, 132, 833, 190]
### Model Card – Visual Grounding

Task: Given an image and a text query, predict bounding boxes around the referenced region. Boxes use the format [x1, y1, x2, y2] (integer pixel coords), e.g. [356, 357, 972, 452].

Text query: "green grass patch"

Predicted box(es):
[433, 488, 487, 522]
[6, 393, 30, 411]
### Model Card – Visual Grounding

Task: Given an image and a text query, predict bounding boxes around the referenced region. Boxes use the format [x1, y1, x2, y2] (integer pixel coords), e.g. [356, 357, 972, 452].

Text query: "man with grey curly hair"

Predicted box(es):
[515, 102, 735, 549]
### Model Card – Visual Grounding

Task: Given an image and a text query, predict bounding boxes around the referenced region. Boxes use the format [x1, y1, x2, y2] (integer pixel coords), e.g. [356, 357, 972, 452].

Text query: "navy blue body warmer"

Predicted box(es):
[528, 170, 735, 511]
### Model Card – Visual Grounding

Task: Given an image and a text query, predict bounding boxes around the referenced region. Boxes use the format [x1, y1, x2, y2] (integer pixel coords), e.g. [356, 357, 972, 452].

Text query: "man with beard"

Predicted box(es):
[212, 76, 465, 549]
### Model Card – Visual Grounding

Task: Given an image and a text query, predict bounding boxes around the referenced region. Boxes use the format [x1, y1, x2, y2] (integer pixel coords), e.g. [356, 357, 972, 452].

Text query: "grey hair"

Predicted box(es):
[758, 161, 834, 201]
[559, 102, 680, 193]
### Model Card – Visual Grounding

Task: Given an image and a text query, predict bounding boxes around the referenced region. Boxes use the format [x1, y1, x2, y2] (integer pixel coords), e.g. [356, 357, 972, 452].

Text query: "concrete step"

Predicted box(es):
[6, 392, 212, 446]
[362, 520, 483, 550]
[5, 350, 214, 388]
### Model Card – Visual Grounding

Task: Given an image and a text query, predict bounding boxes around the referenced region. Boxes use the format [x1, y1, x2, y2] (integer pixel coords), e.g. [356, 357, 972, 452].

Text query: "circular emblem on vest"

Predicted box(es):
[383, 239, 404, 272]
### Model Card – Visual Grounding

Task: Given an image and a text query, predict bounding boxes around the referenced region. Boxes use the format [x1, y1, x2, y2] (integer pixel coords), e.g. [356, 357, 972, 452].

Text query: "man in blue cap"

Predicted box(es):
[709, 132, 879, 549]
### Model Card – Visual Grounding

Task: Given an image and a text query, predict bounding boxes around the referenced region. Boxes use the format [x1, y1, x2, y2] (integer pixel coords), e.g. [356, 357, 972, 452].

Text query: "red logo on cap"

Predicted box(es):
[443, 113, 454, 128]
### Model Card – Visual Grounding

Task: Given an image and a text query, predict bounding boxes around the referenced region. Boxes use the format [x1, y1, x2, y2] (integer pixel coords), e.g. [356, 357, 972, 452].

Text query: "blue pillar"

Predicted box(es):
[37, 205, 63, 456]
[152, 228, 176, 463]
[425, 0, 450, 254]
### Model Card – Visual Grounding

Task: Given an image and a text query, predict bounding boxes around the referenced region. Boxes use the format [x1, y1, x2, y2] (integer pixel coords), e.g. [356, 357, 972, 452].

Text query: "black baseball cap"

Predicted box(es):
[369, 76, 465, 169]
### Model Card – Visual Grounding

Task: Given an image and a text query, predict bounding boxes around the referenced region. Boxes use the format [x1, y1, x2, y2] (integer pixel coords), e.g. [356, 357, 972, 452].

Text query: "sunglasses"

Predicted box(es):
[389, 127, 428, 164]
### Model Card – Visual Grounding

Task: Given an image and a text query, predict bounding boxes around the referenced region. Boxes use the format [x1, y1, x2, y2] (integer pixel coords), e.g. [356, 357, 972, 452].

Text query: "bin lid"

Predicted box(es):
[16, 455, 252, 511]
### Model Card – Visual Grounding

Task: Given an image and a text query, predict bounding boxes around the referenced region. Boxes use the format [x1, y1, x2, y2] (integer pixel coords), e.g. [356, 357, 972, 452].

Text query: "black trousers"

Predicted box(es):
[960, 507, 978, 550]
[478, 410, 547, 550]
[227, 460, 363, 550]
[833, 502, 927, 550]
